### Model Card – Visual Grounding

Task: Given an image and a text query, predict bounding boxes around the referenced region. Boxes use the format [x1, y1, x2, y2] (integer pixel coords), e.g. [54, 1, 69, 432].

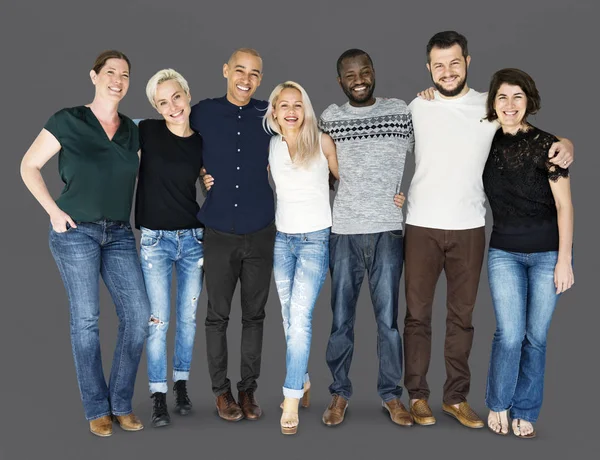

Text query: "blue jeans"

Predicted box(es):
[48, 221, 150, 421]
[273, 228, 330, 398]
[326, 230, 404, 401]
[485, 248, 562, 422]
[140, 227, 204, 394]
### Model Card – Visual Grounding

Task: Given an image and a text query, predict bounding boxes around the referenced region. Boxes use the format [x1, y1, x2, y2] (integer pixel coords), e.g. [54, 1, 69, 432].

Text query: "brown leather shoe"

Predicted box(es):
[238, 390, 262, 420]
[89, 415, 112, 437]
[322, 394, 348, 426]
[216, 391, 244, 422]
[382, 399, 413, 426]
[442, 401, 484, 428]
[113, 413, 144, 431]
[410, 399, 436, 426]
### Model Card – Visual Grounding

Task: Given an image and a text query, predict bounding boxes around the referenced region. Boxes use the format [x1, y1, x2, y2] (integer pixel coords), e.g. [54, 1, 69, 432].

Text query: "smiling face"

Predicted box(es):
[154, 79, 191, 127]
[223, 51, 263, 106]
[90, 58, 130, 101]
[493, 83, 528, 133]
[273, 87, 305, 133]
[427, 44, 470, 98]
[338, 54, 376, 107]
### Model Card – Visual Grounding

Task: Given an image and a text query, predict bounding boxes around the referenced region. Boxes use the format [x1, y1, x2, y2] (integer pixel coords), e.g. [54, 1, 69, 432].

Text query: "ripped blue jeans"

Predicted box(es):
[273, 227, 330, 398]
[140, 227, 204, 394]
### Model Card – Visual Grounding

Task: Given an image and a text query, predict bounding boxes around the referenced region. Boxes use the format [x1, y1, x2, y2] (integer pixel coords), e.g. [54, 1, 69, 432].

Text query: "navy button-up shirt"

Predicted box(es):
[190, 96, 274, 234]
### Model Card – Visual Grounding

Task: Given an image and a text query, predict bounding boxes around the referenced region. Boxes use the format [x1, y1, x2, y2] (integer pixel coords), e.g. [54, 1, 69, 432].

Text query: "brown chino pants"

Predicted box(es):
[403, 224, 485, 405]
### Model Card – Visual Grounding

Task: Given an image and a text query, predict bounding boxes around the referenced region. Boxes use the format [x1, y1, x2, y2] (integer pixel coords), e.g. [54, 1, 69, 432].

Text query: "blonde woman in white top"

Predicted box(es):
[264, 81, 338, 435]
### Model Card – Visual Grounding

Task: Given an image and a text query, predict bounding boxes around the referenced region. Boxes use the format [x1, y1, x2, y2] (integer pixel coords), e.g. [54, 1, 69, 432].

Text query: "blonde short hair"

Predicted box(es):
[145, 68, 190, 109]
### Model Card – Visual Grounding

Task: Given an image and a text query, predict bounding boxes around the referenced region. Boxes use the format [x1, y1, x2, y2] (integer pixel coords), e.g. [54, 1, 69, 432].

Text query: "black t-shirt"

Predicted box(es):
[483, 126, 569, 253]
[135, 119, 204, 230]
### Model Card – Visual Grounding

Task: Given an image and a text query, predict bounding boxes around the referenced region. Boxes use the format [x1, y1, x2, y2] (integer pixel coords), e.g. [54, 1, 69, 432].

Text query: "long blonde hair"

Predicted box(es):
[263, 81, 320, 166]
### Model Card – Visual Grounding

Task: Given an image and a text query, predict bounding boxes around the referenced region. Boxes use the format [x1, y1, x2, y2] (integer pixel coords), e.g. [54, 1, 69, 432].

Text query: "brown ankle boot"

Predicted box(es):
[113, 413, 144, 431]
[322, 394, 348, 426]
[89, 415, 112, 437]
[238, 390, 262, 420]
[216, 391, 244, 421]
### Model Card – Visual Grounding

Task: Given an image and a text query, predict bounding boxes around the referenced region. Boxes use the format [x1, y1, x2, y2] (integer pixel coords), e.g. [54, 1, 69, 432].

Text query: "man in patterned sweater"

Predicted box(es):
[318, 49, 414, 427]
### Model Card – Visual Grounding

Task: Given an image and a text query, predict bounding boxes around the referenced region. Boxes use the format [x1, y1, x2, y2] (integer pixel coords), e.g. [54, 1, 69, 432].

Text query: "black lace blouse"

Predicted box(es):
[483, 126, 569, 253]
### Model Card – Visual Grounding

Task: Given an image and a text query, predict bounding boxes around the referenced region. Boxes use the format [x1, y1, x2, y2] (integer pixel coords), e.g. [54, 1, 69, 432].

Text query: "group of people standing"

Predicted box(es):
[20, 30, 574, 440]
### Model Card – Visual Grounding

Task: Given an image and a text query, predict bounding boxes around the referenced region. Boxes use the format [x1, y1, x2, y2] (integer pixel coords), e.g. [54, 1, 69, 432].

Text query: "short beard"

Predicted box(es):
[431, 70, 468, 97]
[343, 81, 376, 105]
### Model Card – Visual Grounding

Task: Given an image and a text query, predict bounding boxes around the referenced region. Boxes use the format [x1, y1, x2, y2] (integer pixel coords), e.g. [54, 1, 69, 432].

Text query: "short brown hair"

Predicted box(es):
[486, 68, 541, 122]
[92, 50, 131, 74]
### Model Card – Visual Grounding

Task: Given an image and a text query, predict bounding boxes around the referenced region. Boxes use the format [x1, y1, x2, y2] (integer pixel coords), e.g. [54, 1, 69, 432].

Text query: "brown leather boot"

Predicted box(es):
[216, 391, 244, 422]
[382, 399, 414, 426]
[113, 413, 144, 431]
[238, 390, 262, 420]
[89, 415, 112, 437]
[322, 394, 348, 426]
[442, 401, 484, 429]
[410, 399, 436, 426]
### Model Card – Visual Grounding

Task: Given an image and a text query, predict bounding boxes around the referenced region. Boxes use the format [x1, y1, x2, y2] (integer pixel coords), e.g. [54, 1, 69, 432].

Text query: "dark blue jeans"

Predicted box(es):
[326, 231, 404, 401]
[49, 220, 150, 420]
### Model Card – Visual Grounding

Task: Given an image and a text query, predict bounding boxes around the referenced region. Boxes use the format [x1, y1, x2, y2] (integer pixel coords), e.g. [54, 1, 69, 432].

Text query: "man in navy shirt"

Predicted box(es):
[190, 48, 275, 422]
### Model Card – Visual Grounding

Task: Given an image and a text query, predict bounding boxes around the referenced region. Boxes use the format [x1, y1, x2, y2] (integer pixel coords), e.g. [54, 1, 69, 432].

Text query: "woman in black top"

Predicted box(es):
[135, 69, 204, 428]
[20, 50, 150, 436]
[483, 68, 574, 438]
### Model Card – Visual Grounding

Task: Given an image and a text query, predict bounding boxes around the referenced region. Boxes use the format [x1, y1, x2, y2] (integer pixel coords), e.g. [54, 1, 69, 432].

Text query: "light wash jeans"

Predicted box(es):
[485, 248, 564, 422]
[49, 220, 150, 421]
[273, 227, 330, 398]
[140, 227, 204, 394]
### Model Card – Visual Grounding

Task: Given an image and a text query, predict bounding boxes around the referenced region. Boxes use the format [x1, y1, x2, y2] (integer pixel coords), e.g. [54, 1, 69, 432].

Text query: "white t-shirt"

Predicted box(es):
[406, 89, 498, 230]
[268, 134, 332, 234]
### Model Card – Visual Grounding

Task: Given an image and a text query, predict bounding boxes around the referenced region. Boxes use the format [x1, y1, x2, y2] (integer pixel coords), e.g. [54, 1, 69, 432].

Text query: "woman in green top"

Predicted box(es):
[20, 50, 150, 437]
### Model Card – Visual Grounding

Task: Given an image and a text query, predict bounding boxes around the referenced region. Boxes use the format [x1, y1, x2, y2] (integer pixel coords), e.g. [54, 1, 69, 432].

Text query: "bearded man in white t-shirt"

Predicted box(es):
[403, 31, 574, 429]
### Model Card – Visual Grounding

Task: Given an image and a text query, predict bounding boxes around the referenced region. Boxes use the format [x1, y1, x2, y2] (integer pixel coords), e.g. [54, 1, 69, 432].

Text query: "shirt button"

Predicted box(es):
[237, 132, 240, 135]
[237, 149, 241, 152]
[238, 115, 241, 119]
[237, 166, 240, 170]
[236, 185, 239, 188]
[234, 204, 238, 207]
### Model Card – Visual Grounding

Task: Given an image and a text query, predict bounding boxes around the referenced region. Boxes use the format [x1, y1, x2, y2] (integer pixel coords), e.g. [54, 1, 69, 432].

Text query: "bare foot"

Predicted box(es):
[513, 418, 535, 437]
[487, 410, 509, 435]
[280, 382, 310, 409]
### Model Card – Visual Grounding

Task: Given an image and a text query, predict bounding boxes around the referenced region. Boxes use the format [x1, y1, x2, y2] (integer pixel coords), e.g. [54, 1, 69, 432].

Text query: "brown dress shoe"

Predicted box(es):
[216, 391, 244, 422]
[382, 399, 413, 426]
[322, 394, 348, 426]
[410, 399, 436, 426]
[89, 415, 112, 437]
[442, 401, 484, 428]
[113, 413, 144, 431]
[238, 391, 262, 420]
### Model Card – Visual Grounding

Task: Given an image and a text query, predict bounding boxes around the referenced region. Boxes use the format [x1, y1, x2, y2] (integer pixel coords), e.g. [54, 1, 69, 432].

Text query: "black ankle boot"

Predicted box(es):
[151, 392, 171, 428]
[173, 380, 192, 415]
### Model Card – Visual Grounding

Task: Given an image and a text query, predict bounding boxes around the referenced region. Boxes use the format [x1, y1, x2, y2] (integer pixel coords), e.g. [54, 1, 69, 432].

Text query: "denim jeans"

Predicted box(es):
[326, 230, 404, 401]
[140, 227, 204, 394]
[485, 248, 563, 422]
[273, 228, 330, 398]
[48, 220, 150, 421]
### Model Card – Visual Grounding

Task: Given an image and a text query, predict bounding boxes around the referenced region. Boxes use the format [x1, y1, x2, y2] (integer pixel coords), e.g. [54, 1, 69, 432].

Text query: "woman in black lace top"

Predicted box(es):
[482, 68, 574, 438]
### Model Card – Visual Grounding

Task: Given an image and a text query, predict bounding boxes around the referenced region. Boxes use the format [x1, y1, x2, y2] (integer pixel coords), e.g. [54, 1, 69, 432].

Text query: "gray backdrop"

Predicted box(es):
[1, 0, 596, 458]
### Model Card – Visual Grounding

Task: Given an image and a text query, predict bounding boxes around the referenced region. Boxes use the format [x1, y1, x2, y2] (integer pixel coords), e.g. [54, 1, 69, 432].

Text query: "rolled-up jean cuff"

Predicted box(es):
[173, 370, 190, 382]
[149, 381, 168, 394]
[283, 387, 304, 399]
[282, 373, 310, 398]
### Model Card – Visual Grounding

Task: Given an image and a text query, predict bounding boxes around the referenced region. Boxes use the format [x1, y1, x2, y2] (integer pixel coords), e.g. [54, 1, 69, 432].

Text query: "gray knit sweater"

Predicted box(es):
[319, 98, 414, 234]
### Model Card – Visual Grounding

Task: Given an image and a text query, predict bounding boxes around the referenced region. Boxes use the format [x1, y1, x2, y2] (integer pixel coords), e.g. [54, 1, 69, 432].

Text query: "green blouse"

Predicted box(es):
[44, 106, 140, 223]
